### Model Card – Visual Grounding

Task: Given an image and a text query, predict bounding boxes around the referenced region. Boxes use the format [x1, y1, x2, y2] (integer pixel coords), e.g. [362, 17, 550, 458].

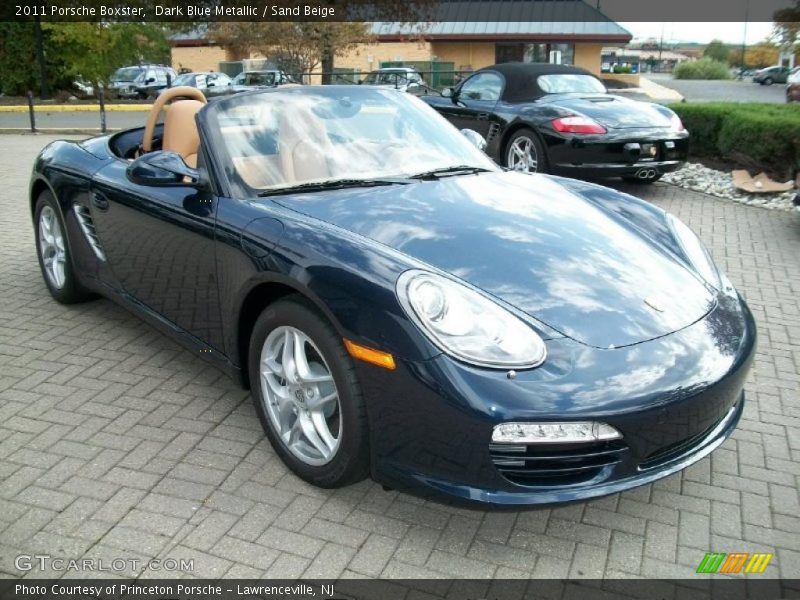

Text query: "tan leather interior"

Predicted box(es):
[278, 106, 333, 183]
[162, 100, 205, 167]
[142, 86, 207, 166]
[233, 155, 285, 188]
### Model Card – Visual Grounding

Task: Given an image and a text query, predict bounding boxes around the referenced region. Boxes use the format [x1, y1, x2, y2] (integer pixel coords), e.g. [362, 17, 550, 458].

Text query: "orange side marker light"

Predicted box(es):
[344, 339, 396, 371]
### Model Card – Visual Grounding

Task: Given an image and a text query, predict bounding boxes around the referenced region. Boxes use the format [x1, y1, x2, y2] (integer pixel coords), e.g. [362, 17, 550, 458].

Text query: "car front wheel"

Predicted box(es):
[248, 297, 369, 488]
[763, 77, 774, 86]
[505, 128, 547, 173]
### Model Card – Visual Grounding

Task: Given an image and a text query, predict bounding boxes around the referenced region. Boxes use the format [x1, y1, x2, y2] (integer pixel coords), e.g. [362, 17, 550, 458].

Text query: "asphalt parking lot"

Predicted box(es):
[646, 73, 788, 103]
[1, 134, 799, 581]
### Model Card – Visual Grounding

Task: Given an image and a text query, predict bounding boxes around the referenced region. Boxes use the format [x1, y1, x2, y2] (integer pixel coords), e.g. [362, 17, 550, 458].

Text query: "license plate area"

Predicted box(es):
[640, 143, 658, 161]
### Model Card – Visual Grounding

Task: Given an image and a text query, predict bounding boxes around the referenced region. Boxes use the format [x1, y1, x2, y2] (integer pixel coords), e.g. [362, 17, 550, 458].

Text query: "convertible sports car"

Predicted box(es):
[424, 62, 689, 183]
[30, 85, 754, 506]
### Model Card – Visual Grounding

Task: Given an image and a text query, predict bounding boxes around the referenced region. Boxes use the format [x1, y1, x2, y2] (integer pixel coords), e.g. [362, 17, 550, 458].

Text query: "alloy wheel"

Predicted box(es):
[507, 136, 539, 172]
[259, 325, 341, 466]
[38, 205, 66, 289]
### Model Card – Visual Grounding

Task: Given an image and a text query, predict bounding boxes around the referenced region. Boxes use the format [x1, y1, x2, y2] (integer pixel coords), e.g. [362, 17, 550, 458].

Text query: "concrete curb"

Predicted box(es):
[0, 104, 151, 113]
[638, 77, 684, 102]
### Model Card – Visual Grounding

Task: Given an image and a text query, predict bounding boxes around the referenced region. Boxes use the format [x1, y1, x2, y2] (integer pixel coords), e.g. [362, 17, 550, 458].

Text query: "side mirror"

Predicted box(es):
[145, 77, 155, 84]
[460, 128, 487, 152]
[127, 151, 204, 187]
[357, 80, 363, 85]
[441, 87, 454, 98]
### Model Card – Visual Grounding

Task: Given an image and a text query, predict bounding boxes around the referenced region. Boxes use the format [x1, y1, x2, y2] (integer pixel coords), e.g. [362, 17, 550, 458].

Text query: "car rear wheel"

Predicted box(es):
[248, 297, 369, 487]
[34, 191, 94, 304]
[505, 129, 547, 173]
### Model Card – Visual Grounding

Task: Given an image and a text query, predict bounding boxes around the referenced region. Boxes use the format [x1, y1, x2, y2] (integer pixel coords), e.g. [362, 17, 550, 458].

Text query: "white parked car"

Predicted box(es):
[360, 67, 427, 92]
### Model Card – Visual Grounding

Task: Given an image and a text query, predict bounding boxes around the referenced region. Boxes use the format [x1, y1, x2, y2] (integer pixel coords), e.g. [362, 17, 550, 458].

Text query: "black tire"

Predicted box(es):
[763, 77, 774, 86]
[504, 128, 548, 174]
[248, 296, 369, 488]
[33, 191, 95, 304]
[622, 173, 663, 184]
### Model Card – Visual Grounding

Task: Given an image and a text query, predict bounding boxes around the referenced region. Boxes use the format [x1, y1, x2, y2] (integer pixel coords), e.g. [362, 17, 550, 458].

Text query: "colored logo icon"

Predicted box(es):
[696, 552, 773, 574]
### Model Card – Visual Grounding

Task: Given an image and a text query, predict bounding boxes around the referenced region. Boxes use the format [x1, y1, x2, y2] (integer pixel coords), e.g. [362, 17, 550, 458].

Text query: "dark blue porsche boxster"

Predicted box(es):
[30, 85, 755, 507]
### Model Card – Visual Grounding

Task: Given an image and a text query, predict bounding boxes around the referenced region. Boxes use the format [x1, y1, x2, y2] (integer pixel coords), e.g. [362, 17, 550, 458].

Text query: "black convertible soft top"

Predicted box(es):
[477, 62, 598, 103]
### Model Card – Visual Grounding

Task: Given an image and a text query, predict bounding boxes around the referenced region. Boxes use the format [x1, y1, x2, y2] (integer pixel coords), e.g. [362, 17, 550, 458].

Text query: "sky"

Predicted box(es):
[618, 22, 775, 45]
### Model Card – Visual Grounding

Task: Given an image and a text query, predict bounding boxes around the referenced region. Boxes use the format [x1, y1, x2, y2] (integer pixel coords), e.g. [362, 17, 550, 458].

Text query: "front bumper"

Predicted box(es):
[362, 289, 755, 507]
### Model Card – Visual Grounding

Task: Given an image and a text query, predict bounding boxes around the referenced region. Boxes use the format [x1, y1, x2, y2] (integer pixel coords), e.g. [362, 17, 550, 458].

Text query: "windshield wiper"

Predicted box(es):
[257, 178, 413, 197]
[408, 165, 493, 180]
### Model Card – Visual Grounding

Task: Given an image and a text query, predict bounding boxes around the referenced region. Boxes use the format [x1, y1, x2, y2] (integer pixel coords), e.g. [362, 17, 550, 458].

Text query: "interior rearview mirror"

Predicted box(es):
[127, 151, 205, 188]
[460, 128, 487, 152]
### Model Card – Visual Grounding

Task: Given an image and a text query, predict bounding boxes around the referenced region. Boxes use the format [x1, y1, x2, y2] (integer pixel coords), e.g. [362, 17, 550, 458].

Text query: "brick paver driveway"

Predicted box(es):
[1, 135, 798, 580]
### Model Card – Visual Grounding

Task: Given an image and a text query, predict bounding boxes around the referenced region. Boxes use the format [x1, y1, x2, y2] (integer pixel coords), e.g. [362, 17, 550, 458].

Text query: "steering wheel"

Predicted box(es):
[142, 86, 207, 153]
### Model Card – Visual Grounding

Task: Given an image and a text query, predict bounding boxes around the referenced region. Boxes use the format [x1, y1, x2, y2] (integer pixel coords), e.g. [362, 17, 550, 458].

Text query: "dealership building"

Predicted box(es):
[170, 0, 633, 84]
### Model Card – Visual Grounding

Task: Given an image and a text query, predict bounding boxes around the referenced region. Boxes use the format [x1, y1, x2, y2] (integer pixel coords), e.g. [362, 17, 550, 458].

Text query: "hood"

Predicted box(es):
[272, 172, 715, 349]
[539, 94, 674, 129]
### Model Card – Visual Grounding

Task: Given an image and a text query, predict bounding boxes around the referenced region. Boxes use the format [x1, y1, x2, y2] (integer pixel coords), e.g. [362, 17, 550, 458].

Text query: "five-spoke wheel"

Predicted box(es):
[248, 297, 369, 487]
[34, 191, 94, 304]
[260, 326, 341, 466]
[38, 205, 66, 290]
[505, 128, 547, 174]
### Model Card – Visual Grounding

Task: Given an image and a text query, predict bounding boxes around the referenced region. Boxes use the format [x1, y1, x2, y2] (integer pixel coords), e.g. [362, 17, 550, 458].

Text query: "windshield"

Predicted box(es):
[538, 74, 606, 94]
[112, 67, 143, 82]
[172, 73, 200, 87]
[208, 86, 497, 194]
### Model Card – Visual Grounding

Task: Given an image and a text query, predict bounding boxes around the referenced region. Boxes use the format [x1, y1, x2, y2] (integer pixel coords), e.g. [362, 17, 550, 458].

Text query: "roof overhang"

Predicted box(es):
[377, 33, 632, 43]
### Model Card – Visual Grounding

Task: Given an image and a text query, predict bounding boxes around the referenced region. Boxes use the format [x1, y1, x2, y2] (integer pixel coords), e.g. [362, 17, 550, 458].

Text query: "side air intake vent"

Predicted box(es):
[73, 205, 106, 261]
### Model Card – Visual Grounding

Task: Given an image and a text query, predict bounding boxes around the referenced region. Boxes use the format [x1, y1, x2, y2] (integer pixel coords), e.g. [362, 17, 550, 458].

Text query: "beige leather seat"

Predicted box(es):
[162, 100, 205, 168]
[278, 105, 333, 183]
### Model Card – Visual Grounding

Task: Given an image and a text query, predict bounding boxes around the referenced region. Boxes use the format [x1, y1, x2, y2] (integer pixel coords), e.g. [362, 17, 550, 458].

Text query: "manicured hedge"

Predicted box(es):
[670, 102, 800, 178]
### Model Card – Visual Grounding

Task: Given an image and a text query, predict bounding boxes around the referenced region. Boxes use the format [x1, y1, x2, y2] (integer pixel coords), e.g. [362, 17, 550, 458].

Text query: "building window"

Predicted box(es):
[496, 43, 574, 66]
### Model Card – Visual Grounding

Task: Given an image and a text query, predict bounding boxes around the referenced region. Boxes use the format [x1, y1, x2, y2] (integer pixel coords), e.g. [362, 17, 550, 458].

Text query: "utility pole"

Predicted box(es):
[739, 0, 749, 78]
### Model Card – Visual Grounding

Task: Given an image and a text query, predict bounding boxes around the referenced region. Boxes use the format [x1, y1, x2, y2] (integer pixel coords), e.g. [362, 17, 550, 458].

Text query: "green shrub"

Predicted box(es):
[673, 58, 731, 80]
[670, 103, 800, 178]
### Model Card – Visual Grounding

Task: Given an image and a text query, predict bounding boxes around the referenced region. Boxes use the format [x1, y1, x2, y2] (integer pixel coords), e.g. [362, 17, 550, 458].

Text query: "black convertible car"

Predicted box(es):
[424, 63, 689, 183]
[30, 85, 753, 507]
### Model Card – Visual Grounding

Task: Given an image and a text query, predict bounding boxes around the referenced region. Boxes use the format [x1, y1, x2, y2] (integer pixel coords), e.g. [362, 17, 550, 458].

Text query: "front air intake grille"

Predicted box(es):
[490, 440, 628, 487]
[73, 204, 106, 261]
[639, 405, 736, 471]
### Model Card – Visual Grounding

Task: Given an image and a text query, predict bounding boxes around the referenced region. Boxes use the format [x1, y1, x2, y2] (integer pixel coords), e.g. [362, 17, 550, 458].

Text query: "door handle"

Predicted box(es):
[477, 113, 489, 120]
[92, 192, 109, 211]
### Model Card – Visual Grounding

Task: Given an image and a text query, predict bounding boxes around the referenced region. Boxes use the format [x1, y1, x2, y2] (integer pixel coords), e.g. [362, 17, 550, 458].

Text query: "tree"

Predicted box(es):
[703, 39, 730, 64]
[0, 22, 70, 96]
[211, 22, 371, 79]
[209, 1, 435, 83]
[773, 1, 800, 48]
[43, 23, 170, 88]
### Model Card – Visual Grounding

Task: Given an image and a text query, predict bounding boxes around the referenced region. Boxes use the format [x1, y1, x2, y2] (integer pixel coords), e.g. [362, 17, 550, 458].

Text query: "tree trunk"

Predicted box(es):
[320, 49, 334, 84]
[33, 16, 49, 99]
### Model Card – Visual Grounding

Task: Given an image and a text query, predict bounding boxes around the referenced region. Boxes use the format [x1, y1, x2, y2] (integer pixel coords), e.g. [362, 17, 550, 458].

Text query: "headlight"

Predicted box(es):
[396, 270, 546, 369]
[667, 214, 721, 288]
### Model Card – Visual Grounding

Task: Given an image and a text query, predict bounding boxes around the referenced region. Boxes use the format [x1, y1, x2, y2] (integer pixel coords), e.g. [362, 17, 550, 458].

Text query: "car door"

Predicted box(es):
[89, 152, 225, 351]
[439, 71, 503, 137]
